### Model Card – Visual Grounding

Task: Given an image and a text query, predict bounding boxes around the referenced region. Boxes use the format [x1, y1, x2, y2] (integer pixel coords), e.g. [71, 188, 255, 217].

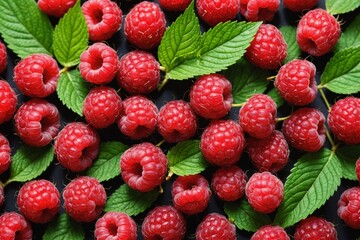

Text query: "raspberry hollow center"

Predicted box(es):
[91, 8, 103, 24]
[89, 56, 103, 70]
[42, 67, 54, 85]
[107, 223, 118, 236]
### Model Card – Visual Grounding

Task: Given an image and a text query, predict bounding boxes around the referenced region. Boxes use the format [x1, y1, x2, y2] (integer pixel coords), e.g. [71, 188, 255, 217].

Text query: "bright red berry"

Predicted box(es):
[159, 0, 191, 11]
[338, 186, 360, 229]
[0, 133, 11, 175]
[294, 216, 337, 240]
[196, 0, 240, 27]
[284, 0, 318, 12]
[240, 0, 280, 22]
[0, 80, 17, 124]
[0, 41, 7, 74]
[38, 0, 76, 18]
[196, 213, 236, 240]
[251, 225, 289, 240]
[356, 158, 360, 181]
[0, 212, 32, 240]
[95, 212, 137, 240]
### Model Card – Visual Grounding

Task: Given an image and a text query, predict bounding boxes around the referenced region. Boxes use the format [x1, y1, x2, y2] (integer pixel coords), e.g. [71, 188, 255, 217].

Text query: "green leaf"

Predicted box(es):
[104, 184, 159, 216]
[274, 148, 342, 228]
[53, 0, 88, 67]
[85, 141, 128, 182]
[326, 0, 360, 14]
[224, 199, 272, 232]
[335, 15, 360, 53]
[336, 145, 360, 181]
[167, 21, 261, 80]
[57, 70, 90, 116]
[43, 213, 84, 240]
[280, 26, 301, 63]
[0, 0, 53, 58]
[266, 87, 285, 108]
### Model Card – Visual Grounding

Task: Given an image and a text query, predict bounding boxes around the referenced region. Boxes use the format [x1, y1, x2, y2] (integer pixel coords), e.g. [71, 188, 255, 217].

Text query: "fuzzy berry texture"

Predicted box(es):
[38, 0, 76, 18]
[63, 176, 106, 222]
[196, 213, 236, 240]
[282, 107, 326, 152]
[190, 73, 233, 120]
[0, 41, 7, 74]
[338, 186, 360, 229]
[251, 225, 289, 240]
[294, 216, 337, 240]
[356, 158, 360, 181]
[159, 0, 191, 11]
[240, 0, 280, 22]
[283, 0, 318, 12]
[0, 80, 17, 124]
[17, 180, 60, 223]
[0, 212, 32, 240]
[95, 212, 137, 240]
[0, 133, 11, 175]
[141, 205, 186, 240]
[120, 142, 167, 192]
[196, 0, 240, 27]
[124, 1, 166, 50]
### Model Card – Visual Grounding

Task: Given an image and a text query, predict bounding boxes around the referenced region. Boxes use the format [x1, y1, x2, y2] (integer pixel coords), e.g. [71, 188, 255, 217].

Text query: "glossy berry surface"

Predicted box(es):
[0, 133, 11, 175]
[240, 0, 280, 22]
[337, 186, 360, 229]
[0, 41, 7, 74]
[38, 0, 76, 18]
[159, 0, 191, 11]
[196, 213, 236, 240]
[284, 0, 318, 12]
[0, 212, 32, 240]
[0, 80, 17, 124]
[196, 0, 240, 27]
[251, 225, 289, 240]
[95, 212, 137, 240]
[294, 216, 337, 240]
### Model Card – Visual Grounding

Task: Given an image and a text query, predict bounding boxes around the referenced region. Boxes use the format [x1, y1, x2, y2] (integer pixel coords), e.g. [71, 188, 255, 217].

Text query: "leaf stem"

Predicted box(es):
[59, 67, 69, 75]
[166, 171, 174, 181]
[158, 75, 169, 91]
[156, 139, 165, 147]
[159, 66, 166, 72]
[267, 76, 276, 81]
[325, 125, 336, 151]
[319, 88, 331, 111]
[276, 115, 291, 122]
[0, 181, 4, 188]
[232, 103, 245, 108]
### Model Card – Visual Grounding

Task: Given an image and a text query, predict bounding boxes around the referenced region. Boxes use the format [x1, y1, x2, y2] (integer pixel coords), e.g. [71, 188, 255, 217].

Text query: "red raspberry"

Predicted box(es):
[196, 213, 236, 240]
[82, 0, 122, 42]
[141, 205, 186, 240]
[0, 41, 7, 74]
[117, 50, 160, 95]
[251, 225, 289, 240]
[282, 108, 326, 152]
[120, 142, 167, 192]
[95, 212, 137, 240]
[83, 86, 122, 129]
[297, 8, 341, 56]
[63, 176, 106, 222]
[38, 0, 76, 18]
[0, 133, 11, 175]
[79, 42, 119, 85]
[190, 73, 233, 120]
[196, 0, 240, 27]
[338, 186, 360, 229]
[14, 99, 60, 147]
[211, 165, 247, 201]
[240, 0, 280, 22]
[328, 97, 360, 145]
[200, 119, 246, 166]
[246, 24, 287, 70]
[54, 122, 100, 172]
[283, 0, 318, 12]
[157, 100, 198, 143]
[356, 158, 360, 181]
[159, 0, 191, 11]
[247, 130, 289, 173]
[124, 1, 166, 50]
[118, 95, 158, 140]
[0, 212, 32, 240]
[246, 171, 284, 213]
[0, 184, 4, 208]
[0, 80, 17, 124]
[274, 59, 317, 106]
[294, 216, 337, 240]
[17, 179, 60, 223]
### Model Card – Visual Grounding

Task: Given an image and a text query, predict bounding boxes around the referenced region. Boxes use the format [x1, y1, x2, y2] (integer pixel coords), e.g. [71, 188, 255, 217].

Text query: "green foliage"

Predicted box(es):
[326, 0, 360, 14]
[335, 15, 360, 53]
[336, 145, 360, 180]
[280, 25, 301, 63]
[43, 213, 84, 240]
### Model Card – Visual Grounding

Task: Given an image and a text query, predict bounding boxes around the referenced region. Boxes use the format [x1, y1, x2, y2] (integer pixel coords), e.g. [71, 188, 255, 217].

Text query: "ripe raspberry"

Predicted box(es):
[141, 205, 186, 240]
[294, 216, 337, 240]
[14, 99, 60, 147]
[17, 179, 60, 223]
[38, 0, 76, 18]
[211, 165, 247, 201]
[82, 0, 122, 41]
[63, 176, 106, 222]
[120, 142, 167, 192]
[297, 8, 341, 56]
[190, 73, 233, 120]
[283, 0, 318, 12]
[0, 212, 32, 240]
[246, 171, 284, 213]
[0, 80, 17, 124]
[274, 59, 317, 106]
[196, 0, 240, 27]
[251, 225, 289, 240]
[0, 133, 11, 175]
[282, 108, 326, 152]
[200, 119, 245, 166]
[356, 158, 360, 181]
[196, 213, 236, 240]
[337, 186, 360, 229]
[159, 0, 191, 11]
[240, 0, 280, 22]
[95, 212, 137, 240]
[246, 24, 287, 69]
[117, 50, 160, 95]
[54, 122, 100, 172]
[328, 97, 360, 145]
[0, 184, 4, 208]
[0, 41, 7, 74]
[157, 100, 198, 143]
[79, 42, 119, 85]
[124, 1, 166, 50]
[247, 130, 289, 173]
[118, 95, 158, 140]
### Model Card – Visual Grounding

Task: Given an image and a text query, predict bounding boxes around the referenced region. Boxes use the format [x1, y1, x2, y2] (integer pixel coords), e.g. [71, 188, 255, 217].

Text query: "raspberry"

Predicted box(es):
[38, 0, 76, 18]
[0, 80, 17, 124]
[356, 158, 360, 181]
[294, 216, 337, 240]
[0, 133, 11, 175]
[239, 93, 277, 139]
[159, 0, 191, 11]
[200, 119, 245, 166]
[251, 225, 289, 240]
[297, 8, 341, 56]
[247, 130, 289, 173]
[0, 41, 7, 74]
[0, 184, 4, 208]
[274, 59, 317, 106]
[118, 95, 158, 140]
[117, 50, 160, 95]
[337, 186, 360, 229]
[63, 176, 106, 222]
[282, 108, 326, 152]
[196, 213, 236, 240]
[283, 0, 318, 12]
[211, 165, 247, 201]
[246, 171, 284, 213]
[14, 99, 60, 147]
[196, 0, 240, 27]
[141, 205, 186, 240]
[328, 97, 360, 145]
[240, 0, 280, 22]
[124, 1, 166, 50]
[171, 174, 211, 215]
[79, 42, 119, 85]
[157, 100, 198, 143]
[17, 179, 60, 223]
[82, 0, 122, 41]
[189, 73, 233, 120]
[246, 24, 287, 69]
[120, 142, 167, 192]
[54, 122, 100, 172]
[83, 86, 122, 129]
[0, 212, 32, 240]
[95, 212, 137, 240]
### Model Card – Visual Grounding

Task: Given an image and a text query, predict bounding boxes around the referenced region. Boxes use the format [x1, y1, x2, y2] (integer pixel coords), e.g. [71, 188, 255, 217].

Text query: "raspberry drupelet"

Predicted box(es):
[0, 133, 11, 175]
[251, 225, 289, 240]
[284, 0, 318, 12]
[196, 0, 240, 27]
[196, 213, 237, 240]
[38, 0, 76, 18]
[294, 216, 337, 240]
[0, 212, 32, 240]
[338, 186, 360, 229]
[0, 80, 17, 125]
[240, 0, 280, 22]
[95, 212, 137, 240]
[0, 41, 7, 74]
[159, 0, 191, 12]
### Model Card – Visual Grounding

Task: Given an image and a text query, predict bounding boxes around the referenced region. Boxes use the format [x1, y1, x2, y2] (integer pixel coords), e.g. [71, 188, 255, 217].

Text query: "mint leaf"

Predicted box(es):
[335, 15, 360, 53]
[326, 0, 360, 14]
[43, 213, 84, 240]
[104, 184, 159, 216]
[85, 141, 128, 182]
[274, 148, 342, 228]
[266, 87, 285, 107]
[280, 26, 301, 63]
[57, 70, 90, 116]
[336, 145, 360, 181]
[53, 0, 88, 67]
[0, 0, 53, 58]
